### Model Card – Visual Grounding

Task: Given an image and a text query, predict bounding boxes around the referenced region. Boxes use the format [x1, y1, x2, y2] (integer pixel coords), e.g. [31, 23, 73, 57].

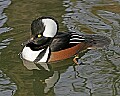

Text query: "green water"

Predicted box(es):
[0, 0, 120, 96]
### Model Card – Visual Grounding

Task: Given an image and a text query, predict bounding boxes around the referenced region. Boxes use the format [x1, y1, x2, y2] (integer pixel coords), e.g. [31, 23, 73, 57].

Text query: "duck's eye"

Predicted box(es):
[37, 34, 41, 38]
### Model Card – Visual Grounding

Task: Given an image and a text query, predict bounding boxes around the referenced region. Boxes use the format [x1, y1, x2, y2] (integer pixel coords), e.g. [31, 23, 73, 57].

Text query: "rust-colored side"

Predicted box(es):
[49, 43, 91, 62]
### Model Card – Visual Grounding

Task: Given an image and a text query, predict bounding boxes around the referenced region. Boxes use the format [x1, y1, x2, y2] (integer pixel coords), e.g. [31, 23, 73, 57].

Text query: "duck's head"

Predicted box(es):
[25, 16, 58, 50]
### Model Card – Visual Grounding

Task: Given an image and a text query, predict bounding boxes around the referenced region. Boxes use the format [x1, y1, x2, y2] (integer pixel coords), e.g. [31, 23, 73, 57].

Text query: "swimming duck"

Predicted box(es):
[21, 16, 110, 63]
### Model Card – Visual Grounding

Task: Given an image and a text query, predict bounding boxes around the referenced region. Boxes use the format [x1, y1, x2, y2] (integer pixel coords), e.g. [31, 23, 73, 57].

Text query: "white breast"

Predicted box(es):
[21, 46, 50, 62]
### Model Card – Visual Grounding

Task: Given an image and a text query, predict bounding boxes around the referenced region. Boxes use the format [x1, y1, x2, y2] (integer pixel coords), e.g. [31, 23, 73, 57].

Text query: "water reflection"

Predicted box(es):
[21, 59, 61, 95]
[0, 0, 17, 96]
[0, 70, 17, 96]
[32, 70, 59, 95]
[0, 38, 13, 50]
[21, 47, 88, 95]
[0, 0, 120, 95]
[0, 0, 12, 34]
[62, 0, 112, 34]
[59, 0, 120, 96]
[20, 49, 93, 95]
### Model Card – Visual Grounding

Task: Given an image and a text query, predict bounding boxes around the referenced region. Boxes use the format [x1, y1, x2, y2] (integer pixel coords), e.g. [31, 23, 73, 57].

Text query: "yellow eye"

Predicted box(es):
[38, 34, 41, 38]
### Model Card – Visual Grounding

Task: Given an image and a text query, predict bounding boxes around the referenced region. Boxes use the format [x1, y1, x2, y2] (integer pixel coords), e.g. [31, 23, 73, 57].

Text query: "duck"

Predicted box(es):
[21, 16, 110, 64]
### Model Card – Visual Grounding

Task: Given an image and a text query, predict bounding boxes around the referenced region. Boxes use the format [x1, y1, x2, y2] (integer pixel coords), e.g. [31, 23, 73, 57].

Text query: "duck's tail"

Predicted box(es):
[69, 32, 111, 49]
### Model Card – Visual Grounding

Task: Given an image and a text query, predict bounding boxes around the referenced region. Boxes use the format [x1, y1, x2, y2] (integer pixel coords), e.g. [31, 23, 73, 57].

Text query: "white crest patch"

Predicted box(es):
[42, 19, 57, 37]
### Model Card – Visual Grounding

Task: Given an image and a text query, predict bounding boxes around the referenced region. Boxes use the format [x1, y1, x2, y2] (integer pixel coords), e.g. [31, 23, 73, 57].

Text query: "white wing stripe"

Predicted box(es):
[69, 42, 81, 43]
[70, 38, 85, 41]
[71, 35, 83, 37]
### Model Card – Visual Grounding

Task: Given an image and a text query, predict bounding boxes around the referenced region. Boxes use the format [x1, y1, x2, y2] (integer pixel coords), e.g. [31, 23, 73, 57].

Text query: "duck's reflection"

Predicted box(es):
[32, 69, 59, 95]
[22, 59, 60, 95]
[21, 49, 93, 95]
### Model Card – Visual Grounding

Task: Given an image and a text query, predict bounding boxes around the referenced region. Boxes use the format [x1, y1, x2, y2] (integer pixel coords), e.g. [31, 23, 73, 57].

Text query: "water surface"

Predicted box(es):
[0, 0, 120, 96]
[0, 0, 17, 96]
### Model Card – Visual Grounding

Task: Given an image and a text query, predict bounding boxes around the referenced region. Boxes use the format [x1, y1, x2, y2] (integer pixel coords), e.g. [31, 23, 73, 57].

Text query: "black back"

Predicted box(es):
[50, 32, 73, 52]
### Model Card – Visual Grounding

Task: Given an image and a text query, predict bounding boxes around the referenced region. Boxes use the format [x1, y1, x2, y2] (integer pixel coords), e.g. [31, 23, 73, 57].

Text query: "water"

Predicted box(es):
[0, 70, 17, 96]
[0, 0, 12, 51]
[0, 0, 120, 96]
[0, 0, 12, 34]
[0, 0, 17, 96]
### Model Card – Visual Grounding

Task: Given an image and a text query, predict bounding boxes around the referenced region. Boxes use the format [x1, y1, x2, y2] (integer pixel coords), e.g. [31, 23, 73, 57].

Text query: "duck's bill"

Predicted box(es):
[21, 37, 34, 46]
[21, 40, 30, 46]
[22, 36, 52, 49]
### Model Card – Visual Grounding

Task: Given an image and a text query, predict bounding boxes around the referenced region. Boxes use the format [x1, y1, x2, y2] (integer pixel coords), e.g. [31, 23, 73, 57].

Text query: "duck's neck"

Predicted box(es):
[26, 42, 40, 51]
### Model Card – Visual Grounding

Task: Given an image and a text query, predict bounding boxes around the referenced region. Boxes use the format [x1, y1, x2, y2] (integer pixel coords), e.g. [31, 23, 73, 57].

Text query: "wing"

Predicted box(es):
[50, 32, 71, 52]
[69, 31, 86, 44]
[50, 32, 87, 52]
[69, 31, 111, 49]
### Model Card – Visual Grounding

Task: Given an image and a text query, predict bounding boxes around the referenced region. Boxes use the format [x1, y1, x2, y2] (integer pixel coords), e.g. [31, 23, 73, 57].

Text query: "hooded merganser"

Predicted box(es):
[21, 16, 110, 63]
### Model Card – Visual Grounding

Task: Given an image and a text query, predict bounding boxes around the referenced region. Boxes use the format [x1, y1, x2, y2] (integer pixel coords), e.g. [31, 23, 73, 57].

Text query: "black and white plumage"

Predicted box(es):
[21, 16, 111, 63]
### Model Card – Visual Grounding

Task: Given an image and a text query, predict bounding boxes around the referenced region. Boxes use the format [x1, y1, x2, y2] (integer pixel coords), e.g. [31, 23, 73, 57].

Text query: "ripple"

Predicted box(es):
[0, 70, 17, 96]
[0, 0, 12, 34]
[62, 0, 112, 33]
[54, 0, 120, 96]
[0, 38, 13, 50]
